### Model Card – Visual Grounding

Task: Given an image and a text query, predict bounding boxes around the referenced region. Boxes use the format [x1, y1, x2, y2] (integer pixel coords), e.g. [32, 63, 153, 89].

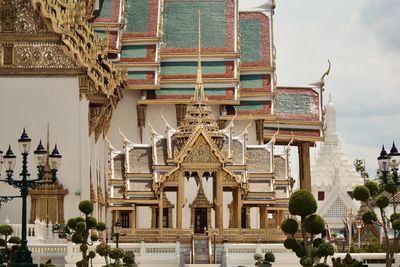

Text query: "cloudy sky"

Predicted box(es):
[241, 0, 400, 177]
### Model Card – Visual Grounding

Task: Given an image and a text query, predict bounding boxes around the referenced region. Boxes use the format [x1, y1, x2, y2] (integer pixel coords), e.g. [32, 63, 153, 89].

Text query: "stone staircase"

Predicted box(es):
[193, 239, 210, 264]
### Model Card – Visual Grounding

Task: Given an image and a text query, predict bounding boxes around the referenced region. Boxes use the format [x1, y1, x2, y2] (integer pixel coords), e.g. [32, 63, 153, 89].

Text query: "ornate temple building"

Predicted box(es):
[0, 0, 327, 253]
[311, 96, 363, 232]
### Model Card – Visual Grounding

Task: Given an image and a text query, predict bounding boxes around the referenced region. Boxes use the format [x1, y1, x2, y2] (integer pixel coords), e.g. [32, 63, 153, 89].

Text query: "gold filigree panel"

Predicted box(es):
[14, 44, 80, 68]
[0, 0, 50, 33]
[184, 136, 219, 164]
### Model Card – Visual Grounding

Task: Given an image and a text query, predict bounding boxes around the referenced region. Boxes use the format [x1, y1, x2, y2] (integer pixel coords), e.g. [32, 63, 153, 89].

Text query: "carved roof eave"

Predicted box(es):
[31, 0, 127, 101]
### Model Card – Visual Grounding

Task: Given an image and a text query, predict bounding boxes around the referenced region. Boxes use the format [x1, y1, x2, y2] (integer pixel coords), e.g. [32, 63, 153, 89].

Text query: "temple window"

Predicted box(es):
[347, 191, 353, 199]
[154, 208, 170, 228]
[120, 212, 130, 228]
[318, 191, 325, 201]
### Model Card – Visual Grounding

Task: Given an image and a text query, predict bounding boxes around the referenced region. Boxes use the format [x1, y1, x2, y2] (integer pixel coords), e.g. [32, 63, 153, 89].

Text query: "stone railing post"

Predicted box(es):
[178, 248, 185, 267]
[223, 239, 229, 266]
[175, 236, 181, 265]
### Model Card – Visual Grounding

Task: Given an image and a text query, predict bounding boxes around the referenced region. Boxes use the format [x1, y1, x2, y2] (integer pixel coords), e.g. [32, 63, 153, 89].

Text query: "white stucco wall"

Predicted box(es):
[0, 77, 90, 224]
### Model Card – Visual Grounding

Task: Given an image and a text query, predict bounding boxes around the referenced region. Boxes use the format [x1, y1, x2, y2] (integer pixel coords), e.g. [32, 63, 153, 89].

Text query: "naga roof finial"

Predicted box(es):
[193, 10, 206, 103]
[320, 59, 331, 91]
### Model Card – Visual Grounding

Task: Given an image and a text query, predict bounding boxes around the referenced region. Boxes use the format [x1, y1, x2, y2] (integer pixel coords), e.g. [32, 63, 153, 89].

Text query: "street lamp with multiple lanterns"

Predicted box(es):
[378, 142, 400, 184]
[0, 129, 61, 267]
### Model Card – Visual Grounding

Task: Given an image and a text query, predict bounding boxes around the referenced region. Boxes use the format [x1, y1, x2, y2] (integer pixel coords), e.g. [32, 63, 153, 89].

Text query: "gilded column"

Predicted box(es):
[159, 190, 164, 235]
[177, 173, 184, 234]
[215, 172, 224, 231]
[233, 187, 241, 228]
[298, 142, 312, 191]
[131, 206, 136, 235]
[259, 205, 266, 229]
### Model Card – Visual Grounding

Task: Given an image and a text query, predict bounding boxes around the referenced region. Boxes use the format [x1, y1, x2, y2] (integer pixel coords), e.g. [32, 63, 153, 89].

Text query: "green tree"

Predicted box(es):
[67, 200, 107, 267]
[281, 190, 335, 266]
[354, 159, 369, 180]
[353, 179, 398, 267]
[0, 224, 21, 265]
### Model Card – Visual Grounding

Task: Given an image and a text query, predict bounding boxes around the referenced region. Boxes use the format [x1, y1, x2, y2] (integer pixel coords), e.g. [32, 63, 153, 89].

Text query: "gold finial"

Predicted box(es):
[193, 9, 206, 102]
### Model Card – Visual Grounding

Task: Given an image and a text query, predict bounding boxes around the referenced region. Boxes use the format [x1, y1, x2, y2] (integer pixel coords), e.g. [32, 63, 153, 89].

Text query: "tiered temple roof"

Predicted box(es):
[88, 0, 325, 144]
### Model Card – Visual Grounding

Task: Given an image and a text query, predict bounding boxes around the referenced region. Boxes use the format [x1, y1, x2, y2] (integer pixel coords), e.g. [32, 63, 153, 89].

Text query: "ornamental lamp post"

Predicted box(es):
[114, 221, 122, 248]
[0, 129, 61, 267]
[378, 143, 400, 185]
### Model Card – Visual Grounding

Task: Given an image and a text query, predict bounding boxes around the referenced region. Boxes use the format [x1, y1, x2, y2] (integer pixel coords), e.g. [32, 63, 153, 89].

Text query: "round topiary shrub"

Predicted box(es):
[390, 213, 400, 223]
[67, 218, 76, 230]
[300, 256, 313, 267]
[0, 225, 13, 236]
[123, 251, 135, 266]
[90, 233, 99, 242]
[7, 236, 20, 244]
[281, 218, 299, 235]
[72, 232, 83, 244]
[86, 217, 97, 228]
[289, 190, 317, 217]
[313, 238, 324, 248]
[284, 238, 298, 250]
[353, 185, 370, 202]
[384, 181, 398, 194]
[316, 242, 335, 258]
[75, 217, 85, 224]
[76, 221, 86, 232]
[80, 244, 88, 252]
[295, 247, 307, 258]
[96, 222, 107, 232]
[364, 181, 379, 197]
[79, 201, 94, 215]
[376, 195, 390, 209]
[362, 210, 377, 224]
[264, 251, 275, 263]
[88, 251, 96, 259]
[305, 214, 325, 235]
[392, 220, 400, 230]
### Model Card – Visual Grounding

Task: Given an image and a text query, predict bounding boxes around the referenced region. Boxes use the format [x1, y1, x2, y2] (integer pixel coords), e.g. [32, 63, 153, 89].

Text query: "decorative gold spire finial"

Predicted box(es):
[193, 9, 206, 102]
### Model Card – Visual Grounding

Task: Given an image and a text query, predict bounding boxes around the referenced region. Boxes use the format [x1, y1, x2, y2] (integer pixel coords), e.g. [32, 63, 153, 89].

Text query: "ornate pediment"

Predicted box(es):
[184, 135, 220, 164]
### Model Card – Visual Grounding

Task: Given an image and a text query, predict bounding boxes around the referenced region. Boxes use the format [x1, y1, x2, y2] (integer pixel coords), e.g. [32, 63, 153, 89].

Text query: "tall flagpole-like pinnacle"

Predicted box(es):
[194, 9, 205, 102]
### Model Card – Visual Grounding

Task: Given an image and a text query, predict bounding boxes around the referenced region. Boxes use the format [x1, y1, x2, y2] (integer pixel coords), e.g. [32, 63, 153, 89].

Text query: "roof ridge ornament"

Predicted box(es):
[320, 59, 331, 91]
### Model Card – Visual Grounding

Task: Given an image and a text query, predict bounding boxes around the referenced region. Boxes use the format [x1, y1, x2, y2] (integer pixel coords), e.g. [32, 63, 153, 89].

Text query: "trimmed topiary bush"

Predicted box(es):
[362, 210, 377, 224]
[66, 200, 106, 267]
[289, 190, 317, 217]
[123, 251, 136, 267]
[281, 218, 298, 235]
[376, 195, 390, 209]
[254, 251, 275, 266]
[353, 186, 370, 202]
[364, 181, 379, 197]
[282, 190, 333, 266]
[305, 215, 325, 235]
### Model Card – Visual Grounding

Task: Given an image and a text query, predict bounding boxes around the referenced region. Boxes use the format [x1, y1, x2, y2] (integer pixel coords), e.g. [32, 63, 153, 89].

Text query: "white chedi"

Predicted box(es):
[311, 95, 363, 230]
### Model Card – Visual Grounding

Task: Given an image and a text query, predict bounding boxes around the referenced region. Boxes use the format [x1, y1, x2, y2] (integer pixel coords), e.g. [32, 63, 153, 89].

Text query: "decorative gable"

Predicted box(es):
[184, 135, 219, 164]
[323, 197, 347, 218]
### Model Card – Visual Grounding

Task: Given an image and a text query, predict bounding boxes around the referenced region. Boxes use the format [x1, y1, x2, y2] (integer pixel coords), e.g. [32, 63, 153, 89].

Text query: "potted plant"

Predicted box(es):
[254, 251, 275, 267]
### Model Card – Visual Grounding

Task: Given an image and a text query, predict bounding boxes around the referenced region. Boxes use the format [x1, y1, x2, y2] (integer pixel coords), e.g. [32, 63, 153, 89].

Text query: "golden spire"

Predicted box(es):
[193, 10, 205, 102]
